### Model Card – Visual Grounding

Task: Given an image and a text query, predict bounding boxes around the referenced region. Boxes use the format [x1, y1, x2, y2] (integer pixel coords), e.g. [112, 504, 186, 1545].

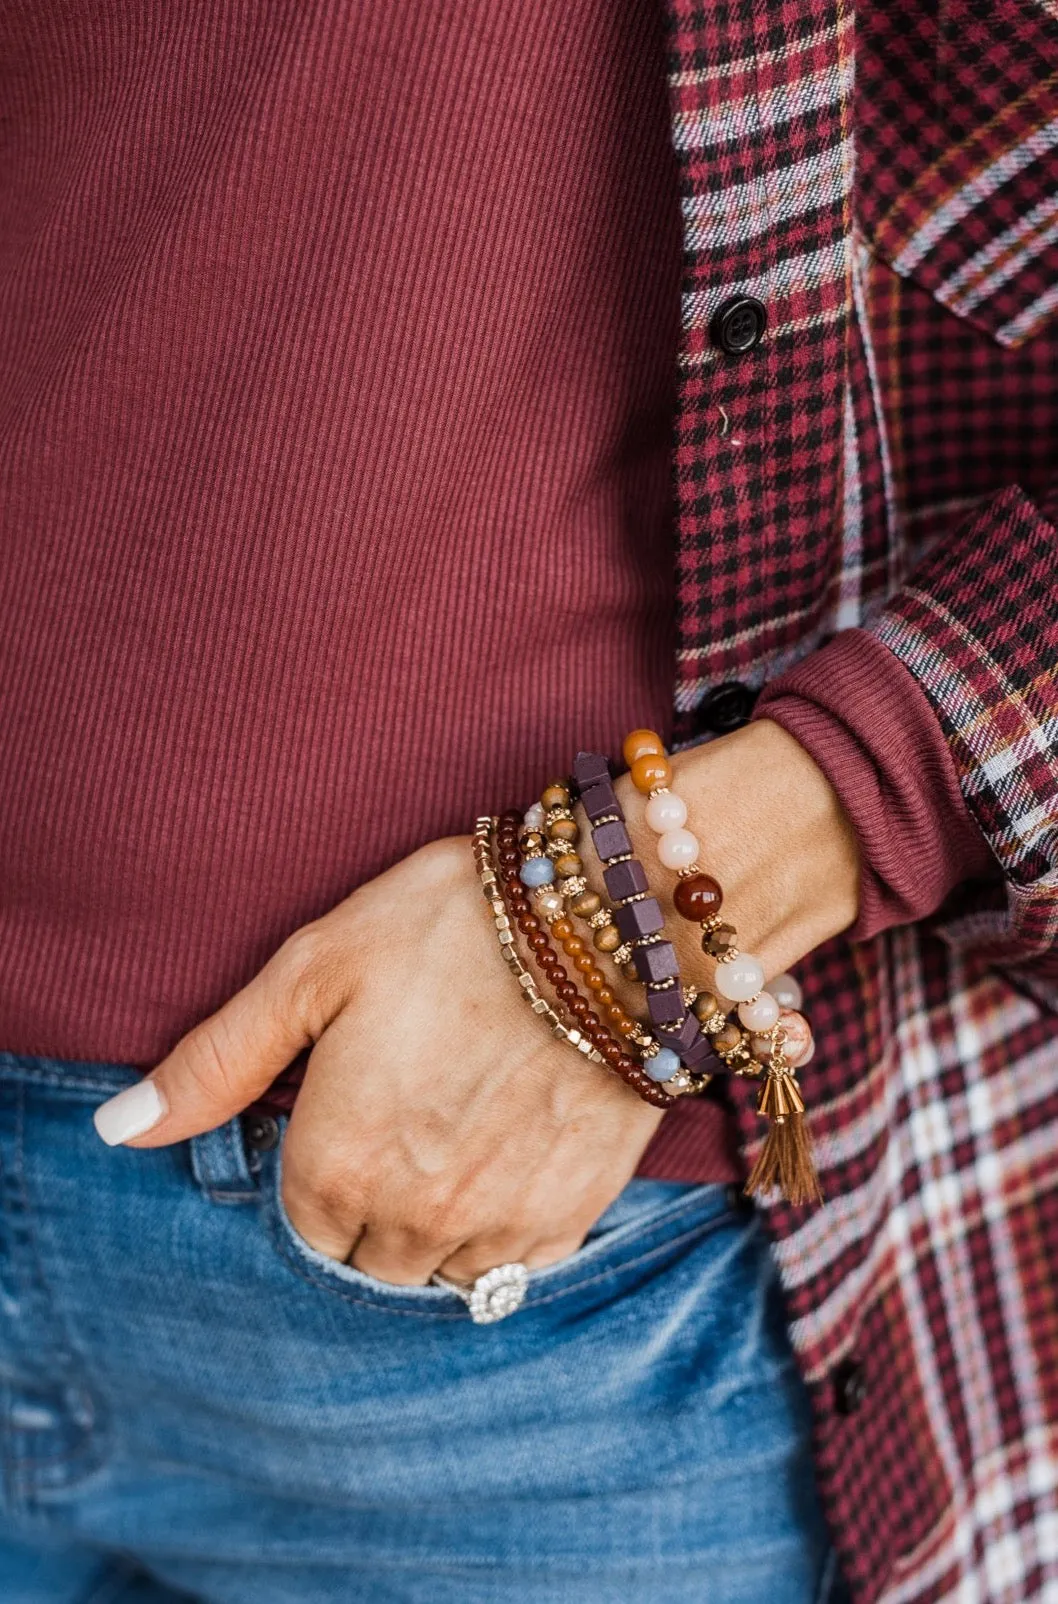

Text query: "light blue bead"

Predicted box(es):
[646, 1047, 681, 1082]
[519, 856, 555, 888]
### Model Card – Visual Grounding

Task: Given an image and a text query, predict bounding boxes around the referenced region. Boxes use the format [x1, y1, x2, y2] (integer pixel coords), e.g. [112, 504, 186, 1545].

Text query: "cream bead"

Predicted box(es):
[535, 889, 565, 920]
[644, 790, 688, 834]
[770, 972, 803, 1011]
[738, 991, 780, 1032]
[713, 952, 766, 1003]
[776, 1009, 813, 1066]
[657, 827, 700, 870]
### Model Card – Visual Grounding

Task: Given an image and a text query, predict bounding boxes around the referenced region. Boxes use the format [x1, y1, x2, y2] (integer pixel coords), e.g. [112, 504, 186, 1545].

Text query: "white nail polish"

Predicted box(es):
[93, 1080, 168, 1146]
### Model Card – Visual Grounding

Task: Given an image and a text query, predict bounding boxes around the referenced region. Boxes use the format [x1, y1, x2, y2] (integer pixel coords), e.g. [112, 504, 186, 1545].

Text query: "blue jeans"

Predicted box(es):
[0, 1054, 845, 1603]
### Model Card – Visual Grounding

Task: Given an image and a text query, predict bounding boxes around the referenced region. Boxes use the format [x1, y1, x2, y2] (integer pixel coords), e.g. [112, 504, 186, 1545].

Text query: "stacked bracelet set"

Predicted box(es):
[476, 729, 821, 1205]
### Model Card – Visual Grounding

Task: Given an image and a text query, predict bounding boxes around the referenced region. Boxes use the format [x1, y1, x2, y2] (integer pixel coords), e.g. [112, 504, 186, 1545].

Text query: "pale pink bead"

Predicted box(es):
[738, 990, 780, 1032]
[657, 827, 700, 870]
[777, 1009, 813, 1066]
[770, 971, 803, 1012]
[713, 952, 765, 1002]
[750, 1033, 776, 1060]
[644, 790, 688, 834]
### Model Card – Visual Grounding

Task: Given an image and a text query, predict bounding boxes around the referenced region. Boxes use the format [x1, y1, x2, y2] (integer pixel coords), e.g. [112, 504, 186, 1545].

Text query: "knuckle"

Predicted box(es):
[178, 1021, 244, 1113]
[279, 924, 348, 1034]
[293, 1165, 364, 1230]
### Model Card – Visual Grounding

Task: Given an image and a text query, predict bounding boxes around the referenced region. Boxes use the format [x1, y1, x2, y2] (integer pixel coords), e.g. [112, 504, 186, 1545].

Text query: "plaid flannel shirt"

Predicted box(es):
[663, 2, 1058, 1599]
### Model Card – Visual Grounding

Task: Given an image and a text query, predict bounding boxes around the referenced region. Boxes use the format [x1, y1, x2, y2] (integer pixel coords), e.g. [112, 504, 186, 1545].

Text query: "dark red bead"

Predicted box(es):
[569, 997, 591, 1020]
[673, 873, 724, 922]
[528, 931, 549, 953]
[555, 980, 579, 1005]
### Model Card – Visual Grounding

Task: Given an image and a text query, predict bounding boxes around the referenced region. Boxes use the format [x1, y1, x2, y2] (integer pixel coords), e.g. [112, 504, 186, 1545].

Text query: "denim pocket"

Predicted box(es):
[261, 1135, 739, 1319]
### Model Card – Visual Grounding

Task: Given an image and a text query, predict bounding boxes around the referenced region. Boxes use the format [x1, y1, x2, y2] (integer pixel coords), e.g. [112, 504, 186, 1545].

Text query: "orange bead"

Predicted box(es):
[607, 1003, 627, 1024]
[563, 936, 586, 956]
[585, 970, 606, 992]
[596, 985, 615, 1007]
[574, 953, 595, 975]
[622, 728, 665, 768]
[630, 753, 672, 794]
[617, 1016, 639, 1038]
[552, 918, 574, 941]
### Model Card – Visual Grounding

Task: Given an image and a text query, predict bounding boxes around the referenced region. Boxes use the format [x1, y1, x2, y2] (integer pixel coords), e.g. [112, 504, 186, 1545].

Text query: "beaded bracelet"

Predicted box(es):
[473, 817, 608, 1069]
[493, 811, 675, 1108]
[572, 752, 719, 1087]
[623, 729, 821, 1204]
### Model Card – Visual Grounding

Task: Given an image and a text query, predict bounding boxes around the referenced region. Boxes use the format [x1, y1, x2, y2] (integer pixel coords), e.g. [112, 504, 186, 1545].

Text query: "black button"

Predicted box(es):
[833, 1358, 868, 1416]
[711, 294, 767, 355]
[243, 1115, 279, 1153]
[694, 681, 758, 735]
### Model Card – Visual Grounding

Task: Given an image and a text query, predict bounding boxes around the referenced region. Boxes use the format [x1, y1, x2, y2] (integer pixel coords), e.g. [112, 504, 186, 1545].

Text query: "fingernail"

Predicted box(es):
[93, 1080, 168, 1146]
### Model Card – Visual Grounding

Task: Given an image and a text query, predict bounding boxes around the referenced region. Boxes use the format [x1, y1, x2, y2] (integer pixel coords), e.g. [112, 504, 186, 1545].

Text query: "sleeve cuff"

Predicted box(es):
[753, 630, 995, 941]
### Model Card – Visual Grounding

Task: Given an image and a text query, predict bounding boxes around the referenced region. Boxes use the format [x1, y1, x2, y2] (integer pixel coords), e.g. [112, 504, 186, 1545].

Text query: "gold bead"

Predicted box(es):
[554, 852, 583, 879]
[569, 889, 602, 918]
[541, 782, 571, 810]
[593, 923, 622, 953]
[547, 818, 579, 843]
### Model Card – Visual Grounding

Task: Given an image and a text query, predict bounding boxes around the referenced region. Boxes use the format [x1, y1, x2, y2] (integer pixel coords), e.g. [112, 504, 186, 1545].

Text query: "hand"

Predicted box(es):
[97, 834, 666, 1281]
[94, 717, 858, 1282]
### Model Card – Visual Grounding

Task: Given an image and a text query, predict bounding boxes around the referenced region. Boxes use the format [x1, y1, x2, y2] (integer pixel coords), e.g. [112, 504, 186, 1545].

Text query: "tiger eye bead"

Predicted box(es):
[541, 781, 571, 810]
[622, 729, 665, 768]
[673, 873, 724, 923]
[702, 922, 738, 959]
[554, 853, 583, 879]
[713, 1021, 743, 1051]
[629, 754, 672, 794]
[621, 961, 640, 982]
[547, 817, 579, 844]
[593, 923, 622, 953]
[691, 990, 721, 1024]
[569, 889, 602, 919]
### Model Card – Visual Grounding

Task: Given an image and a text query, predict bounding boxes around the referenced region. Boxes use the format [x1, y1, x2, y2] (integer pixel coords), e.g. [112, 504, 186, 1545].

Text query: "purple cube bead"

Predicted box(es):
[604, 859, 648, 902]
[657, 1012, 702, 1056]
[647, 986, 686, 1027]
[581, 781, 618, 822]
[683, 1034, 722, 1072]
[633, 940, 679, 984]
[615, 898, 664, 944]
[573, 751, 612, 790]
[592, 819, 632, 861]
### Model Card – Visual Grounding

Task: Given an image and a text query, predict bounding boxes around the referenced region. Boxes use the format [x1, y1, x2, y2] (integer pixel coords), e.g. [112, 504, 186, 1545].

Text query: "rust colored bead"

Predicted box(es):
[622, 729, 665, 768]
[691, 991, 721, 1024]
[601, 1040, 624, 1066]
[528, 931, 549, 954]
[552, 918, 575, 941]
[554, 852, 583, 879]
[629, 753, 672, 794]
[593, 923, 621, 953]
[517, 913, 540, 933]
[541, 781, 571, 810]
[555, 980, 579, 1005]
[569, 889, 602, 918]
[547, 818, 579, 844]
[569, 996, 591, 1020]
[574, 953, 595, 975]
[702, 922, 738, 959]
[714, 1021, 743, 1051]
[582, 1010, 603, 1033]
[673, 873, 724, 923]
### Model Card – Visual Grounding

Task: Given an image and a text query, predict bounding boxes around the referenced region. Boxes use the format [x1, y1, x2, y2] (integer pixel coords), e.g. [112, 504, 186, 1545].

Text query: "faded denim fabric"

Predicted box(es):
[0, 1055, 845, 1603]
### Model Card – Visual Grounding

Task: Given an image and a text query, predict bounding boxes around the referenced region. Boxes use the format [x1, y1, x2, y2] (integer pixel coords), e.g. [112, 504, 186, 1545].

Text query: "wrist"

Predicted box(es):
[614, 721, 859, 986]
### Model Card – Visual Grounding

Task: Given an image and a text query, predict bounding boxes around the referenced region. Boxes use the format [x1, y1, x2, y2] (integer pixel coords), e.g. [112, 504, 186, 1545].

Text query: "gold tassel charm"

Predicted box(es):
[745, 1040, 822, 1207]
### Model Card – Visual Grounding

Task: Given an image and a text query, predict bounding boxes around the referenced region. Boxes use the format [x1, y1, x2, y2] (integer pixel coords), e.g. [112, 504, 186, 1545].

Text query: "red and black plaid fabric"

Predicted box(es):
[663, 3, 1058, 1599]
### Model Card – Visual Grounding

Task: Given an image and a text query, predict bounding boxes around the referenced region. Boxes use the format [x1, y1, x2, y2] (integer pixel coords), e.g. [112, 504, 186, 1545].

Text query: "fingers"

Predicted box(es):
[435, 1231, 586, 1284]
[94, 923, 353, 1148]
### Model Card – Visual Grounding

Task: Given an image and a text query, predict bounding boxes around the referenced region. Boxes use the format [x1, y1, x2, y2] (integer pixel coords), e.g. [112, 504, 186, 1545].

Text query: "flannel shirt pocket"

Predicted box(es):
[855, 0, 1058, 349]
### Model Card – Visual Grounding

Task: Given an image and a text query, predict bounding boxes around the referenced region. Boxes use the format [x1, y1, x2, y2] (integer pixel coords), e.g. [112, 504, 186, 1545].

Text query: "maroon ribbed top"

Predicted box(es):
[0, 0, 741, 1180]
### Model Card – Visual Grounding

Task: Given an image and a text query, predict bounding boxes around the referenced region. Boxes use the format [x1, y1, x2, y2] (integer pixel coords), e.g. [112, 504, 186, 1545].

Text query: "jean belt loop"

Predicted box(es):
[189, 1116, 258, 1204]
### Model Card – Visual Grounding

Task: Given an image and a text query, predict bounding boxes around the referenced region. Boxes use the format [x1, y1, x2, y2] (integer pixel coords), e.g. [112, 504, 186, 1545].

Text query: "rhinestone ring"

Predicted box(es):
[431, 1262, 529, 1324]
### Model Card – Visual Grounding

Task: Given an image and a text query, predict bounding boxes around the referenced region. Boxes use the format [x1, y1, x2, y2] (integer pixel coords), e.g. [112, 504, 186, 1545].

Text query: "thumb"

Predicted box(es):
[92, 926, 351, 1147]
